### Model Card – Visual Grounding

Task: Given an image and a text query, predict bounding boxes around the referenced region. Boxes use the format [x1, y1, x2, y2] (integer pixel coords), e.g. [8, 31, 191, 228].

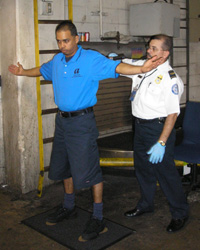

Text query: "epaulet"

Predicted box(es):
[168, 70, 176, 79]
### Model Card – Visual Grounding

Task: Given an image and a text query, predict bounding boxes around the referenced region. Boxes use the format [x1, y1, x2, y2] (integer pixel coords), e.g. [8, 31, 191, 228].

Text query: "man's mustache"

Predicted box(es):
[146, 52, 152, 58]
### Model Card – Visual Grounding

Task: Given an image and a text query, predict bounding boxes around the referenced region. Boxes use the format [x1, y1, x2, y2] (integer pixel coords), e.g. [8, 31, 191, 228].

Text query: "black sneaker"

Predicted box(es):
[79, 217, 108, 241]
[46, 205, 77, 225]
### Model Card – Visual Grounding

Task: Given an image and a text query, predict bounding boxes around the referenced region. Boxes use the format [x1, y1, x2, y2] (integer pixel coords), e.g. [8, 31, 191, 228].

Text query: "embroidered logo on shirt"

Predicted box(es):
[74, 68, 79, 74]
[172, 84, 179, 95]
[169, 70, 176, 79]
[73, 68, 81, 78]
[155, 75, 163, 84]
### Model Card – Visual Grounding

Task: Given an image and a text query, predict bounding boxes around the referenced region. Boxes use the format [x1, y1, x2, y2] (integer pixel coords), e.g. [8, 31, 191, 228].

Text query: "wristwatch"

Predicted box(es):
[158, 140, 166, 146]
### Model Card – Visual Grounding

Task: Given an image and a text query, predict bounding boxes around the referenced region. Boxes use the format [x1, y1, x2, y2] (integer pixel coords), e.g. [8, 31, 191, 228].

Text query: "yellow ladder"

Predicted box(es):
[33, 0, 73, 197]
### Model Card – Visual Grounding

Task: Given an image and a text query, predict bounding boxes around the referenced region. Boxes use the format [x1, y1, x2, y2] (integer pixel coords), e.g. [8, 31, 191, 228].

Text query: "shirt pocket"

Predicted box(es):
[148, 82, 162, 95]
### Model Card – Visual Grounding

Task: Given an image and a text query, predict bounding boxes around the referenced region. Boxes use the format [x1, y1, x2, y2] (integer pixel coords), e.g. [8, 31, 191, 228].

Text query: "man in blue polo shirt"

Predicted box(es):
[8, 20, 160, 241]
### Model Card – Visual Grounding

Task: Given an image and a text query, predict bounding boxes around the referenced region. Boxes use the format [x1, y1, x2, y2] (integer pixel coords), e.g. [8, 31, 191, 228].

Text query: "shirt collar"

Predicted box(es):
[61, 45, 82, 64]
[157, 59, 169, 71]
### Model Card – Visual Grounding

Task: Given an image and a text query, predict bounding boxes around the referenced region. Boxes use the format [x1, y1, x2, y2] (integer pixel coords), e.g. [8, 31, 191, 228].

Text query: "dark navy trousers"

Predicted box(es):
[49, 112, 103, 190]
[134, 119, 189, 219]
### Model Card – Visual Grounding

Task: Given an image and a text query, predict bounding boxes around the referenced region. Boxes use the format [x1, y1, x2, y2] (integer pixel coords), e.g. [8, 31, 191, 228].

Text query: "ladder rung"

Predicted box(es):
[173, 65, 187, 68]
[42, 108, 58, 115]
[39, 49, 59, 54]
[44, 166, 50, 172]
[173, 46, 187, 49]
[38, 20, 64, 24]
[40, 80, 52, 85]
[43, 137, 54, 144]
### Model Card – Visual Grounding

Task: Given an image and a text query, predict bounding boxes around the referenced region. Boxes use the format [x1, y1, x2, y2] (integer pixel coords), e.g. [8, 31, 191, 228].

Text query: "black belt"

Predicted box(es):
[135, 117, 166, 124]
[58, 107, 93, 118]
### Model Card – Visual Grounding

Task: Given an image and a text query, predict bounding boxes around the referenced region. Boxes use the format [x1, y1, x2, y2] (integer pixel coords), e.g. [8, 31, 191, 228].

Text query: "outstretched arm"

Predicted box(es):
[8, 62, 41, 77]
[116, 55, 161, 75]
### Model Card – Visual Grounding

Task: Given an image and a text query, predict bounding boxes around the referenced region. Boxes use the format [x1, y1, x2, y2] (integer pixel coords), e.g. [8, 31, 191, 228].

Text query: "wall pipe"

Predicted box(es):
[99, 0, 103, 38]
[99, 0, 120, 48]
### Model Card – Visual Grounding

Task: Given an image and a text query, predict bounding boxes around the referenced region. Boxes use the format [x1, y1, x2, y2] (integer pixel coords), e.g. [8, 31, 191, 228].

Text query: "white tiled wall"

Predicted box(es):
[190, 42, 200, 100]
[38, 1, 188, 48]
[69, 0, 152, 41]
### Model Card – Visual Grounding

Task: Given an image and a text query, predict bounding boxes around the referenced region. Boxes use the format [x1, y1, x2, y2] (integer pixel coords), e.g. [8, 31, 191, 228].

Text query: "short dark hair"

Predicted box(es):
[149, 34, 173, 53]
[55, 20, 78, 36]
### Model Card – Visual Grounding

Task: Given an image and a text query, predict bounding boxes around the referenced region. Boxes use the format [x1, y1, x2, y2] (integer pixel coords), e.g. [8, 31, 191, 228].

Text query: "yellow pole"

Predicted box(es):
[68, 0, 73, 21]
[99, 158, 191, 167]
[100, 158, 134, 167]
[33, 0, 44, 197]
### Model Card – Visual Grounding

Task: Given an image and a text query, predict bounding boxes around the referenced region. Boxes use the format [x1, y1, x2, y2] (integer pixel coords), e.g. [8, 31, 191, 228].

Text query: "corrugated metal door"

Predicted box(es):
[95, 76, 132, 137]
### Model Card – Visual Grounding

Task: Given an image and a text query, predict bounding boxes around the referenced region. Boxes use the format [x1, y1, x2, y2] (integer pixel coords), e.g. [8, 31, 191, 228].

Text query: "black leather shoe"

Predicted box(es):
[124, 207, 153, 218]
[166, 217, 188, 233]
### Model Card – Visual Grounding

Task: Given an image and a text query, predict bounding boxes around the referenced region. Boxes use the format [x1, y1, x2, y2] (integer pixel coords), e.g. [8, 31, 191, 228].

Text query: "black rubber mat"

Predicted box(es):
[22, 206, 133, 250]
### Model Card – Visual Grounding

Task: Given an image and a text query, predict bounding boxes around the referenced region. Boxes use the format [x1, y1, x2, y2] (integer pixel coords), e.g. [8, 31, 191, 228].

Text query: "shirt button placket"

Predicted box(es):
[64, 64, 67, 77]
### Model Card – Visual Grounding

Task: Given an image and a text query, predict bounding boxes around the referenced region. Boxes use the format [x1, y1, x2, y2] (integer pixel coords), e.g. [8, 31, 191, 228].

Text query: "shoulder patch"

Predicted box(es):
[172, 84, 179, 95]
[168, 70, 176, 79]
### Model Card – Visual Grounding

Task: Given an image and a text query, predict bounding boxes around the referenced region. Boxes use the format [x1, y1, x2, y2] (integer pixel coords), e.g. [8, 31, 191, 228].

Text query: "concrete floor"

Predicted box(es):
[1, 169, 200, 250]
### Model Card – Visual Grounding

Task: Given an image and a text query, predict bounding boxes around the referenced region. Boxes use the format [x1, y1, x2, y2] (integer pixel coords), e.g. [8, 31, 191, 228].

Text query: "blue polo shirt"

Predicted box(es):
[40, 45, 120, 111]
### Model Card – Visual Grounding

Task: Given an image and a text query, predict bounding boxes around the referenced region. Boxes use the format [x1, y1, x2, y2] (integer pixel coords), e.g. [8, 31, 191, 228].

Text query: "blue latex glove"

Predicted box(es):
[147, 142, 166, 164]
